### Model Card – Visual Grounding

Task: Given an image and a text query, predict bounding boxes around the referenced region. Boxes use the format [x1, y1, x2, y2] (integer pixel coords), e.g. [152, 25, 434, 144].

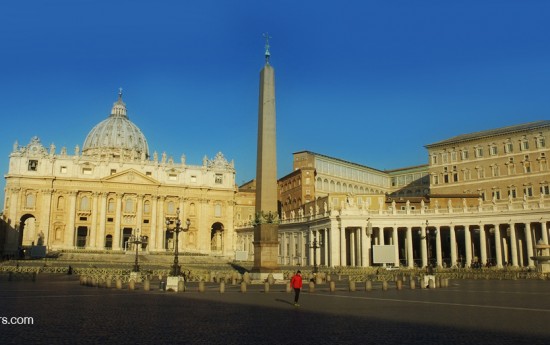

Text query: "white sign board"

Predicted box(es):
[372, 245, 396, 264]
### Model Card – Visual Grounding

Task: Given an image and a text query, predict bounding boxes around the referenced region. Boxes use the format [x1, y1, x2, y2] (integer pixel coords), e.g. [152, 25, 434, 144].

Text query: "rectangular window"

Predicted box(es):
[143, 219, 150, 224]
[509, 189, 517, 198]
[28, 160, 38, 171]
[79, 217, 87, 221]
[490, 146, 498, 155]
[60, 166, 67, 174]
[453, 173, 458, 182]
[191, 175, 197, 183]
[110, 169, 117, 175]
[431, 155, 438, 164]
[524, 187, 533, 197]
[461, 150, 469, 160]
[146, 171, 152, 176]
[541, 185, 550, 195]
[107, 217, 114, 222]
[537, 137, 546, 148]
[451, 151, 457, 162]
[433, 175, 439, 184]
[492, 190, 501, 200]
[82, 167, 92, 175]
[442, 153, 448, 164]
[505, 142, 513, 153]
[475, 147, 483, 158]
[521, 140, 529, 150]
[168, 173, 177, 181]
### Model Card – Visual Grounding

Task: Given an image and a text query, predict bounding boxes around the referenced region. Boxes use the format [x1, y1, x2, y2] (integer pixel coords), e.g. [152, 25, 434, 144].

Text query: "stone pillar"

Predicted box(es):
[156, 196, 165, 251]
[420, 225, 427, 268]
[406, 227, 414, 268]
[340, 226, 347, 266]
[542, 221, 549, 256]
[89, 192, 99, 248]
[113, 193, 123, 250]
[450, 225, 457, 268]
[67, 192, 77, 249]
[494, 226, 503, 268]
[480, 226, 487, 266]
[323, 229, 329, 267]
[509, 223, 518, 267]
[465, 226, 472, 268]
[435, 226, 442, 268]
[349, 229, 356, 267]
[136, 195, 144, 251]
[149, 196, 158, 252]
[361, 226, 368, 267]
[392, 227, 399, 267]
[98, 193, 107, 250]
[379, 227, 385, 245]
[40, 189, 53, 249]
[329, 221, 339, 267]
[524, 223, 534, 267]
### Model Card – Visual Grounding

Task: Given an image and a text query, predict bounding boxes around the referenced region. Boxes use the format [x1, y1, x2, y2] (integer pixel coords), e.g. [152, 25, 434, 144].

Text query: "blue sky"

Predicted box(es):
[2, 1, 550, 209]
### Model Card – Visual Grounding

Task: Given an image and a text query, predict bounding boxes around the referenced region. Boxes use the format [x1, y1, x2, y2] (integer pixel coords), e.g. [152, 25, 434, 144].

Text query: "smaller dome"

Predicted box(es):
[82, 91, 149, 160]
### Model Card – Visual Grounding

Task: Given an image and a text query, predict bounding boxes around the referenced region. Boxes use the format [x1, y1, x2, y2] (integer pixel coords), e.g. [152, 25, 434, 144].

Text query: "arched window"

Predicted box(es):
[57, 196, 65, 210]
[80, 196, 90, 211]
[108, 198, 115, 213]
[25, 194, 35, 208]
[143, 200, 151, 214]
[125, 198, 134, 213]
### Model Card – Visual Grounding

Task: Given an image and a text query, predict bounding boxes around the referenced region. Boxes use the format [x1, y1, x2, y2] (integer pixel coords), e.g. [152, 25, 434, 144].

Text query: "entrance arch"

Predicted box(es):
[19, 214, 37, 247]
[211, 222, 224, 252]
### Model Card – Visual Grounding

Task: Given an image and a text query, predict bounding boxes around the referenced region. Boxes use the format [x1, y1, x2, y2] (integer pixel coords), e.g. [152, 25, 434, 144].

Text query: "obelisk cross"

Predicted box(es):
[263, 33, 272, 64]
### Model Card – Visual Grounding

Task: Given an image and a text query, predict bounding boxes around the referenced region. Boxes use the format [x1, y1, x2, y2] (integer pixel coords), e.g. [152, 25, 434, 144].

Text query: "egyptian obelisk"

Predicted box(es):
[251, 34, 282, 280]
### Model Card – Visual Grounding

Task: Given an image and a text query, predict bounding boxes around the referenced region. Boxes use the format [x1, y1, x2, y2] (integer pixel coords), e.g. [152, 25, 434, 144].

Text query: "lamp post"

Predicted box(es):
[310, 231, 323, 273]
[128, 229, 146, 272]
[166, 208, 191, 277]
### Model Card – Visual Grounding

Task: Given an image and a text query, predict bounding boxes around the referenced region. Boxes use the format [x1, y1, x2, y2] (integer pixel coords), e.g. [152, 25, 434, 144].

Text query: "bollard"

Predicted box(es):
[144, 279, 150, 291]
[382, 281, 388, 291]
[436, 276, 441, 288]
[116, 278, 122, 289]
[329, 281, 336, 292]
[308, 281, 315, 293]
[396, 279, 403, 290]
[159, 281, 166, 291]
[349, 280, 356, 292]
[264, 282, 270, 293]
[106, 278, 112, 289]
[327, 274, 331, 282]
[220, 281, 225, 294]
[267, 274, 275, 285]
[199, 281, 205, 293]
[365, 280, 372, 291]
[178, 280, 185, 293]
[240, 281, 247, 293]
[410, 278, 416, 290]
[128, 279, 135, 290]
[286, 282, 292, 293]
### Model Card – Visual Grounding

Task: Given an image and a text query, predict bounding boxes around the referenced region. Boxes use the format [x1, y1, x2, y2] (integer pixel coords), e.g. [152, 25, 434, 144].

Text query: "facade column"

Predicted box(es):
[480, 226, 487, 265]
[156, 197, 165, 251]
[494, 226, 503, 268]
[406, 227, 414, 268]
[136, 195, 144, 252]
[178, 198, 185, 252]
[113, 193, 122, 250]
[509, 223, 518, 267]
[435, 226, 442, 268]
[420, 225, 427, 268]
[98, 193, 107, 249]
[465, 226, 472, 268]
[66, 192, 77, 249]
[323, 229, 329, 266]
[524, 223, 535, 267]
[40, 189, 53, 249]
[392, 227, 399, 267]
[450, 226, 457, 268]
[379, 227, 385, 245]
[149, 196, 158, 252]
[89, 192, 99, 248]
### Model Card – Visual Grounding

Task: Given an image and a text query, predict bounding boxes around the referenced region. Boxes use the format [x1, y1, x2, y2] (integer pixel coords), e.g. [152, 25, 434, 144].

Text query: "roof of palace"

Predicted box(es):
[425, 120, 550, 148]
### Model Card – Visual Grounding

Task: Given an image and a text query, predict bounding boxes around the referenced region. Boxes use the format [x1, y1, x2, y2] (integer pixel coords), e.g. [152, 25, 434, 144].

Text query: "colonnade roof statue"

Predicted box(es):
[82, 89, 150, 160]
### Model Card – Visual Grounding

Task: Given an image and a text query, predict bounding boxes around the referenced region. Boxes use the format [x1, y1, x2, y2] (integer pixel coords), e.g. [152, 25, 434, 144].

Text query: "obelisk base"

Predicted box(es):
[250, 223, 283, 281]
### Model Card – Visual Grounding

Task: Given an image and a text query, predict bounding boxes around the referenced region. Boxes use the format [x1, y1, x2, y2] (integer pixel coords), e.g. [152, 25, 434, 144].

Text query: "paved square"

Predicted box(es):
[1, 275, 549, 344]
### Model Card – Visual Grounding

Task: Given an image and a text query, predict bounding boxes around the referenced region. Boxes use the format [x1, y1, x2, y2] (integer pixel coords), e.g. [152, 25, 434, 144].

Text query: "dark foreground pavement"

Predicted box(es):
[1, 275, 549, 345]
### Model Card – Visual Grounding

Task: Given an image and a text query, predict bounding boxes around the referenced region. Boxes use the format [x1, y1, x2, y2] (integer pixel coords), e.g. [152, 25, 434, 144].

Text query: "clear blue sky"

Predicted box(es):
[2, 0, 550, 210]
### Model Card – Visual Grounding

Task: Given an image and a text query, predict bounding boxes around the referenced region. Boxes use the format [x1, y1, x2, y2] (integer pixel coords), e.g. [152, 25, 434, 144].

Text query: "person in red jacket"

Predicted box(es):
[290, 270, 303, 306]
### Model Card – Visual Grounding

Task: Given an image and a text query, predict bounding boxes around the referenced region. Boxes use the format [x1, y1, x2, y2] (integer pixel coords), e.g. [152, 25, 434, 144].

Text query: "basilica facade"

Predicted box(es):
[2, 92, 237, 256]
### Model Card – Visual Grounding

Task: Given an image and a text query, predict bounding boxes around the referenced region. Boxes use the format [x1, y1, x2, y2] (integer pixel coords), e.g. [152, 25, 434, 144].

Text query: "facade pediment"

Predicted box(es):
[102, 169, 159, 185]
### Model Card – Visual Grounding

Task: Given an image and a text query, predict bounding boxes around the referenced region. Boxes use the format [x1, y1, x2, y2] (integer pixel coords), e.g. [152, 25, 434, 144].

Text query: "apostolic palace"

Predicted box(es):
[2, 81, 550, 270]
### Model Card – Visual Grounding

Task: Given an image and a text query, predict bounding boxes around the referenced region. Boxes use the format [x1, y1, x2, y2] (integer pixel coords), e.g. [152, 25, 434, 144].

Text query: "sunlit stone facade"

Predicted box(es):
[2, 93, 236, 256]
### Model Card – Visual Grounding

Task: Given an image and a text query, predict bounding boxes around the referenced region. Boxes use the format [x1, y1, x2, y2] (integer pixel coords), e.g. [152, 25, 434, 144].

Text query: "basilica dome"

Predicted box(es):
[82, 91, 149, 160]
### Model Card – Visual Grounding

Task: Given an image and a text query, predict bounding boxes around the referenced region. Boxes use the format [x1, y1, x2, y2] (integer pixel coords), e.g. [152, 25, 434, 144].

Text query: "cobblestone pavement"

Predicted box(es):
[1, 275, 549, 344]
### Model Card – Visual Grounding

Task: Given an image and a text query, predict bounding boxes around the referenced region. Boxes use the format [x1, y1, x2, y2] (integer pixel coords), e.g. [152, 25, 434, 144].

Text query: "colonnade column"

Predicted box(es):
[525, 223, 534, 267]
[480, 226, 487, 265]
[542, 222, 549, 256]
[328, 221, 339, 267]
[494, 226, 502, 268]
[149, 196, 158, 252]
[349, 230, 356, 267]
[340, 226, 347, 266]
[360, 226, 368, 267]
[323, 229, 329, 267]
[509, 223, 518, 267]
[435, 226, 442, 268]
[392, 227, 399, 267]
[89, 192, 99, 248]
[420, 225, 427, 268]
[406, 227, 414, 268]
[450, 226, 457, 267]
[465, 226, 472, 268]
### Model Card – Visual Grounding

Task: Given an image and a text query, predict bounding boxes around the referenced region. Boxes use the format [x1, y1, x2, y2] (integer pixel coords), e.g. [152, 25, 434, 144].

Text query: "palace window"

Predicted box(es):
[475, 147, 483, 158]
[508, 189, 517, 199]
[431, 155, 438, 165]
[461, 150, 469, 160]
[442, 153, 448, 164]
[540, 185, 550, 195]
[537, 136, 546, 148]
[82, 167, 92, 175]
[491, 165, 500, 177]
[490, 145, 498, 156]
[505, 141, 514, 153]
[168, 173, 177, 181]
[451, 151, 457, 162]
[191, 175, 197, 183]
[60, 166, 67, 174]
[521, 139, 529, 151]
[492, 190, 501, 200]
[524, 186, 534, 197]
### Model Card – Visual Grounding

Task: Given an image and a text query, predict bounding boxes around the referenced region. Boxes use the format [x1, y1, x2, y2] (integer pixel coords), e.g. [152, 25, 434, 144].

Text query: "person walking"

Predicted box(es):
[290, 270, 303, 307]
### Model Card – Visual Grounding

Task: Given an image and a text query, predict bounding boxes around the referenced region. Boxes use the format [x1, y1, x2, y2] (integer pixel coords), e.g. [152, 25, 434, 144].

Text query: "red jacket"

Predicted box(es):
[290, 274, 303, 288]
